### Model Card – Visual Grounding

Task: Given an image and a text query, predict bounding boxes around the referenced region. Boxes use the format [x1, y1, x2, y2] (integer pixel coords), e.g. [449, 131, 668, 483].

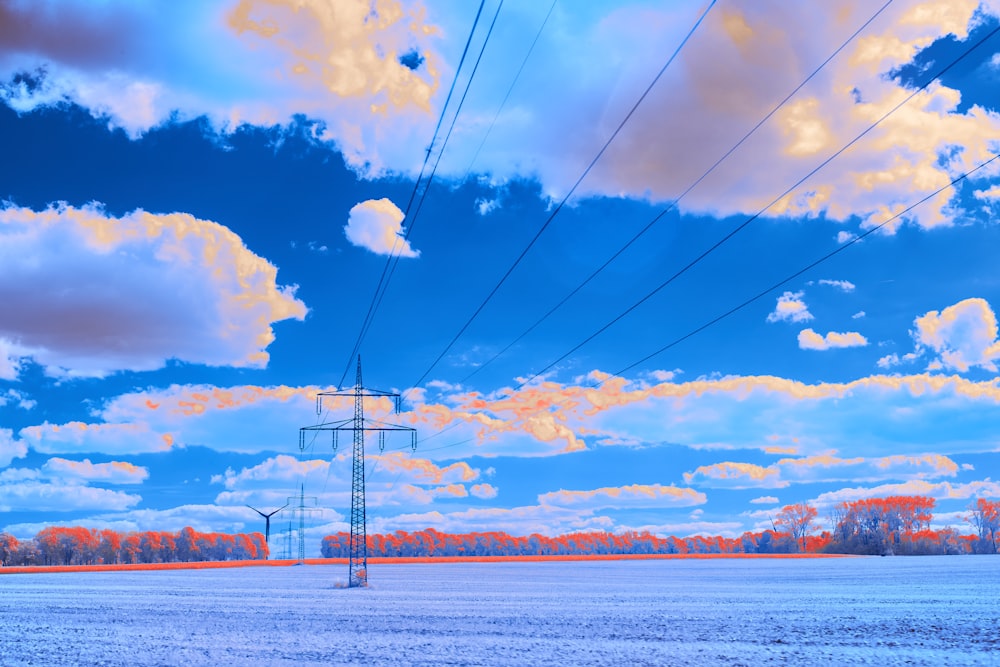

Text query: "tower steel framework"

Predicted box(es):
[300, 356, 416, 587]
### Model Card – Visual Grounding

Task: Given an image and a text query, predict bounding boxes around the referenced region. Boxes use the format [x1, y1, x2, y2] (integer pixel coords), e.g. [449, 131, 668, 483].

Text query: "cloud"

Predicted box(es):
[877, 352, 919, 369]
[912, 298, 1000, 372]
[684, 453, 960, 489]
[0, 338, 22, 380]
[0, 203, 307, 379]
[749, 496, 779, 505]
[41, 457, 149, 484]
[538, 484, 706, 510]
[798, 328, 868, 350]
[0, 465, 142, 513]
[372, 452, 479, 484]
[470, 483, 498, 499]
[0, 428, 27, 467]
[973, 184, 1000, 201]
[811, 478, 1000, 509]
[344, 198, 419, 257]
[766, 291, 812, 323]
[0, 388, 35, 410]
[3, 2, 998, 231]
[20, 421, 175, 456]
[369, 504, 615, 537]
[818, 279, 855, 292]
[852, 311, 866, 319]
[0, 0, 440, 162]
[684, 462, 786, 489]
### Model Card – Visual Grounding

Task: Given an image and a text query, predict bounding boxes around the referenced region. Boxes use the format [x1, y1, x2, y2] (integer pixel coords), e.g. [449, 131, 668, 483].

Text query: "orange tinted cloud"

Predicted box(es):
[373, 452, 479, 484]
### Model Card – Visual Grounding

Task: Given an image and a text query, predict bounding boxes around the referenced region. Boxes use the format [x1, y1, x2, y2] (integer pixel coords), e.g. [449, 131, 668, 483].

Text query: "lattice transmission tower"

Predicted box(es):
[300, 356, 416, 587]
[285, 485, 320, 564]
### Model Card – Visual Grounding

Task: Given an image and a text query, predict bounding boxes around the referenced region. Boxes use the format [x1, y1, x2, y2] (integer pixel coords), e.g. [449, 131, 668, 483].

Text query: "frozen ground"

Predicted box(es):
[1, 557, 998, 666]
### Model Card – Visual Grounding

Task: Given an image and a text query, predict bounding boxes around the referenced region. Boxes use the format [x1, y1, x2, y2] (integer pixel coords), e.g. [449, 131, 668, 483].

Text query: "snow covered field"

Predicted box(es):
[1, 557, 998, 666]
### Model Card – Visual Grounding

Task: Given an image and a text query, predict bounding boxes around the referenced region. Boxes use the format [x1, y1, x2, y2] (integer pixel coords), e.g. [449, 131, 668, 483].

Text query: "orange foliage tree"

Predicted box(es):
[774, 503, 818, 552]
[0, 526, 268, 567]
[967, 498, 1000, 554]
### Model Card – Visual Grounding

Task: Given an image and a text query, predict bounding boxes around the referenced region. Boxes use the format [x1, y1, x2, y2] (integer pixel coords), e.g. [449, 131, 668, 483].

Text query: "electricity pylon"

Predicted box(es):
[300, 355, 416, 587]
[286, 485, 320, 564]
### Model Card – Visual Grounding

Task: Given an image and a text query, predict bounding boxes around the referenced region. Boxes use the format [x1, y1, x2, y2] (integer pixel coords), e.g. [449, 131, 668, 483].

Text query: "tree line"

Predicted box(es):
[0, 526, 268, 567]
[321, 496, 1000, 558]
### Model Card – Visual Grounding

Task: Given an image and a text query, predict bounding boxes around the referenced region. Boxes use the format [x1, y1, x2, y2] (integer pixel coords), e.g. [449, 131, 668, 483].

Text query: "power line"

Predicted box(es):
[356, 0, 508, 355]
[462, 0, 558, 178]
[459, 0, 895, 386]
[403, 0, 719, 399]
[512, 20, 1000, 391]
[601, 152, 1000, 386]
[339, 0, 489, 388]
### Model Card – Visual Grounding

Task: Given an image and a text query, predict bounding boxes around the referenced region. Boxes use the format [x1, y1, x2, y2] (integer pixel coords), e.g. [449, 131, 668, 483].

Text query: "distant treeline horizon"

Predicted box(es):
[3, 495, 997, 568]
[0, 526, 267, 567]
[322, 496, 1000, 558]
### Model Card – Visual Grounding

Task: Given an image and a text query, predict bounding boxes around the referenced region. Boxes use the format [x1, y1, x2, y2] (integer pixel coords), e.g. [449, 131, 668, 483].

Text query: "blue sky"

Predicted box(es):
[2, 0, 1000, 554]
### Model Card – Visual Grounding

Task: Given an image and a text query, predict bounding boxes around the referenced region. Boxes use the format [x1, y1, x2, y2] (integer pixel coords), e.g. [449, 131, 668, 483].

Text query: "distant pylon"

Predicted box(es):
[300, 355, 417, 587]
[285, 484, 320, 565]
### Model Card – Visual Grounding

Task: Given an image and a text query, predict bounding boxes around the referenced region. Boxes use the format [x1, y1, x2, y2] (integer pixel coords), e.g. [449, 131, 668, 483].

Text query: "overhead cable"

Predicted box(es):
[339, 0, 489, 388]
[459, 0, 895, 385]
[404, 0, 720, 399]
[512, 20, 1000, 391]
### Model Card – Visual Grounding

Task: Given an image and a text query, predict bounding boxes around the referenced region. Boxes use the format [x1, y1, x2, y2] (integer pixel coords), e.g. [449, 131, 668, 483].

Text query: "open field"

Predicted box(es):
[1, 557, 998, 666]
[0, 551, 843, 575]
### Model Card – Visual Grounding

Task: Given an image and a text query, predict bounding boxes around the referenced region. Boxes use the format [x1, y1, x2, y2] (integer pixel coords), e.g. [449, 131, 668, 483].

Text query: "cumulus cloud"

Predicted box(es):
[344, 198, 419, 257]
[767, 291, 813, 323]
[470, 483, 498, 499]
[818, 279, 855, 292]
[0, 464, 142, 513]
[912, 298, 1000, 372]
[684, 462, 786, 489]
[0, 203, 306, 379]
[798, 328, 868, 350]
[20, 421, 176, 456]
[0, 0, 440, 164]
[0, 428, 27, 467]
[750, 495, 779, 505]
[369, 504, 615, 537]
[538, 484, 706, 510]
[2, 2, 998, 230]
[811, 478, 1000, 509]
[0, 388, 35, 410]
[684, 453, 960, 489]
[877, 351, 919, 369]
[41, 457, 149, 484]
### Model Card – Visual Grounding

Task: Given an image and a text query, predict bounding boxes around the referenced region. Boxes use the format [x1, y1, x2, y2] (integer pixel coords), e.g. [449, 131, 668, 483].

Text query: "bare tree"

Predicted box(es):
[774, 503, 818, 552]
[968, 498, 999, 554]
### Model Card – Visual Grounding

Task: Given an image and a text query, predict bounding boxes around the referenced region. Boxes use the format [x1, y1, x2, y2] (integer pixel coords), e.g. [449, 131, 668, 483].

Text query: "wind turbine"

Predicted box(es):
[247, 503, 288, 559]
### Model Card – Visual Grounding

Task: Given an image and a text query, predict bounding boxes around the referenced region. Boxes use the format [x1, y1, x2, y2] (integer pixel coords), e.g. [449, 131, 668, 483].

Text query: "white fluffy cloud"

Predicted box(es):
[2, 1, 998, 229]
[683, 453, 960, 489]
[0, 0, 440, 164]
[538, 484, 706, 510]
[0, 465, 142, 513]
[0, 428, 27, 467]
[817, 279, 855, 292]
[41, 457, 149, 484]
[767, 291, 812, 323]
[810, 478, 1000, 510]
[0, 203, 307, 379]
[344, 198, 419, 257]
[912, 298, 1000, 372]
[798, 328, 868, 350]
